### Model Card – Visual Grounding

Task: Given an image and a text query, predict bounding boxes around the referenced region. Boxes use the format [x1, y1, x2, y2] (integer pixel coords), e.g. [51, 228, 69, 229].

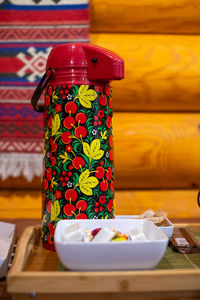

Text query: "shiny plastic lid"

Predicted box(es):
[46, 43, 124, 83]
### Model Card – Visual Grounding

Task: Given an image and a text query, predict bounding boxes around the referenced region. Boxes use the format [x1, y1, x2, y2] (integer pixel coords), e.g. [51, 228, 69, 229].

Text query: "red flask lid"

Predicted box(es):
[46, 43, 124, 85]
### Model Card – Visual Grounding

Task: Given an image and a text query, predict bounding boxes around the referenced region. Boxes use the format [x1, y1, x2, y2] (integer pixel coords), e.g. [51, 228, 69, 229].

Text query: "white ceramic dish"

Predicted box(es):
[54, 219, 168, 271]
[115, 215, 174, 239]
[0, 221, 16, 278]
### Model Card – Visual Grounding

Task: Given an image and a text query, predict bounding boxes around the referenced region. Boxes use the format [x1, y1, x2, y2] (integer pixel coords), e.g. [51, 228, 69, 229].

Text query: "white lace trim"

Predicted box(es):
[0, 153, 42, 181]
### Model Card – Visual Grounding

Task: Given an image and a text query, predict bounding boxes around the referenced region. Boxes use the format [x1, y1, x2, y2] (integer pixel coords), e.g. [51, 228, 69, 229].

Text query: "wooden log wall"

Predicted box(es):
[89, 1, 200, 217]
[0, 190, 199, 219]
[90, 0, 200, 34]
[91, 33, 200, 112]
[1, 0, 200, 219]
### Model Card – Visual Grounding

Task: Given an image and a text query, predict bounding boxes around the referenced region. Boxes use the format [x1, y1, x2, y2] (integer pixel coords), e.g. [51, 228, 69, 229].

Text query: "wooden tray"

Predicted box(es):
[7, 225, 200, 300]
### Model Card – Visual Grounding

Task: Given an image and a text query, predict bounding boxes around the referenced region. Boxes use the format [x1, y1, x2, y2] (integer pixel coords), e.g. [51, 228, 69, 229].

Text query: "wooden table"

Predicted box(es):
[1, 218, 200, 300]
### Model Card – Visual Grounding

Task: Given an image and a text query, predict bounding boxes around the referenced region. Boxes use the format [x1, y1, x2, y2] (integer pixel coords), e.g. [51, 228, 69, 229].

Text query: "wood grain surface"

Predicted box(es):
[90, 0, 200, 34]
[0, 189, 199, 219]
[91, 33, 200, 112]
[10, 291, 200, 300]
[113, 113, 200, 189]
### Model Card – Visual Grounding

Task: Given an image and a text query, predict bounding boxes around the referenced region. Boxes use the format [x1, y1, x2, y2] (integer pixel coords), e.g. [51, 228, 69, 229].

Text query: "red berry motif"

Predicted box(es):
[72, 157, 85, 169]
[65, 189, 78, 202]
[98, 110, 104, 118]
[63, 116, 75, 129]
[48, 116, 52, 129]
[43, 178, 48, 191]
[99, 94, 107, 106]
[106, 116, 112, 128]
[64, 204, 76, 216]
[76, 200, 87, 211]
[109, 135, 113, 147]
[75, 126, 87, 138]
[55, 190, 62, 199]
[50, 138, 57, 152]
[100, 179, 108, 192]
[46, 168, 52, 181]
[66, 145, 72, 152]
[55, 104, 62, 113]
[109, 98, 112, 109]
[61, 132, 72, 144]
[95, 166, 104, 179]
[48, 86, 52, 96]
[48, 223, 54, 234]
[94, 85, 103, 93]
[46, 201, 51, 213]
[105, 86, 111, 96]
[65, 102, 77, 114]
[51, 156, 56, 166]
[109, 150, 114, 161]
[99, 195, 106, 204]
[68, 165, 73, 170]
[110, 180, 114, 192]
[108, 199, 113, 212]
[45, 95, 50, 107]
[106, 167, 112, 180]
[76, 213, 88, 219]
[76, 112, 87, 124]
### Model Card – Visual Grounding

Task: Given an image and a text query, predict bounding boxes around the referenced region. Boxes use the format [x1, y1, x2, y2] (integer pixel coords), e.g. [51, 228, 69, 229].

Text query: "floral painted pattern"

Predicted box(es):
[42, 84, 114, 248]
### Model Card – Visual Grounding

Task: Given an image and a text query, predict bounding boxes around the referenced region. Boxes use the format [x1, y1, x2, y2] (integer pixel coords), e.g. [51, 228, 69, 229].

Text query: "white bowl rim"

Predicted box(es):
[54, 219, 168, 245]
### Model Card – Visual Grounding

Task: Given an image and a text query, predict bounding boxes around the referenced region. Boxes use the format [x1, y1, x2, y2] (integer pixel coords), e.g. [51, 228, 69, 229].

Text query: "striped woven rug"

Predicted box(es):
[0, 0, 89, 182]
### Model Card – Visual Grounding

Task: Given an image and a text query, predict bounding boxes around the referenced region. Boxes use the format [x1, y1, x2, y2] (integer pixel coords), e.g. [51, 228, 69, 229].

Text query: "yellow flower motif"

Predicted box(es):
[52, 91, 58, 103]
[44, 130, 49, 140]
[51, 177, 58, 188]
[43, 148, 46, 157]
[59, 152, 68, 163]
